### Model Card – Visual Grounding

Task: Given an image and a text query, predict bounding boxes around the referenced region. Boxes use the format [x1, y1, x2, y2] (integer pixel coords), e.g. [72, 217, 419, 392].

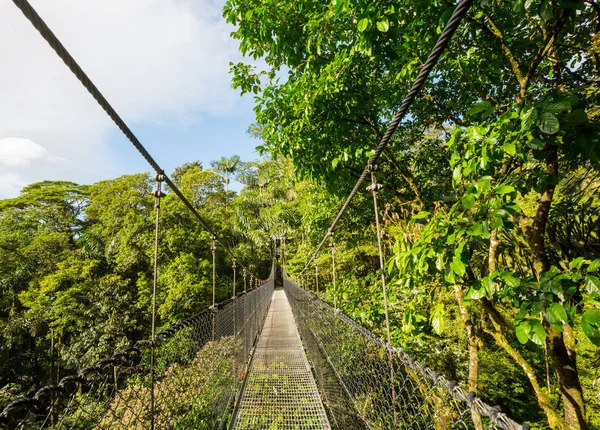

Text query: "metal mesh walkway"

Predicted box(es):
[231, 289, 331, 429]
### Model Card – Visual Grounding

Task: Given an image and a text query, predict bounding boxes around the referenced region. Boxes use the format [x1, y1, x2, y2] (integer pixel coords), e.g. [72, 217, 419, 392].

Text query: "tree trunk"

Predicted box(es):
[548, 326, 586, 429]
[455, 286, 484, 430]
[528, 146, 586, 429]
[483, 300, 566, 429]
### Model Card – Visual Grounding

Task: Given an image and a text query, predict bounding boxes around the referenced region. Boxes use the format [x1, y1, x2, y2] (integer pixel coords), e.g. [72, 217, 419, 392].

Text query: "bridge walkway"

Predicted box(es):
[231, 288, 331, 429]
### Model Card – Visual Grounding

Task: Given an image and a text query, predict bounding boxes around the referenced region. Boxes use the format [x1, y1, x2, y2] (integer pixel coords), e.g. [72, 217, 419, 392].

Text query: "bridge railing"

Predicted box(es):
[0, 279, 275, 429]
[284, 275, 524, 430]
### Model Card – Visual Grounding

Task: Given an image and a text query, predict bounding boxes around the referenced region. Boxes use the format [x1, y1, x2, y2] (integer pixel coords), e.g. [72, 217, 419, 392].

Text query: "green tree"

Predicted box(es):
[210, 155, 244, 207]
[225, 0, 600, 428]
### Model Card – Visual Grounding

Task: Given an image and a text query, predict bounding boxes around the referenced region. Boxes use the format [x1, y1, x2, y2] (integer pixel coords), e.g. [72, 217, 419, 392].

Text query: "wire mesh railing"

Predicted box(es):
[283, 275, 524, 430]
[0, 279, 275, 430]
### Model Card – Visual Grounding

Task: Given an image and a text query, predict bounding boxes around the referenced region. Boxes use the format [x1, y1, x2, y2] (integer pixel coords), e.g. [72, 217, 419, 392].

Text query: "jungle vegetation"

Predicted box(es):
[1, 0, 599, 429]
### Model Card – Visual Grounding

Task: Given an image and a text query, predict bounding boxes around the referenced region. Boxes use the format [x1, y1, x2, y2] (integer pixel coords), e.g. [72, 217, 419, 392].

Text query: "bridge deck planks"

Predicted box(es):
[231, 289, 331, 429]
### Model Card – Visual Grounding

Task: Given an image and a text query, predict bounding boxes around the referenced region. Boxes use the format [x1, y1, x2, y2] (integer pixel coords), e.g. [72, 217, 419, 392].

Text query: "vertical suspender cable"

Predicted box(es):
[314, 260, 319, 295]
[330, 233, 337, 310]
[231, 258, 238, 403]
[368, 167, 397, 427]
[150, 174, 165, 430]
[211, 236, 217, 341]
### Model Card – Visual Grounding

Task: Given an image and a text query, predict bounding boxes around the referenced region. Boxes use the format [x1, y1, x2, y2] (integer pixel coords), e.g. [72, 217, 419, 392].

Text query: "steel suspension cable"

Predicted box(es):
[11, 0, 253, 275]
[299, 0, 473, 276]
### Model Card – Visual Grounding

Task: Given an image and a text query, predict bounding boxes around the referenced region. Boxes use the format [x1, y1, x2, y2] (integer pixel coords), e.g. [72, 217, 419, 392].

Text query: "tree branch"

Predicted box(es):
[422, 91, 468, 126]
[523, 8, 573, 91]
[468, 14, 526, 90]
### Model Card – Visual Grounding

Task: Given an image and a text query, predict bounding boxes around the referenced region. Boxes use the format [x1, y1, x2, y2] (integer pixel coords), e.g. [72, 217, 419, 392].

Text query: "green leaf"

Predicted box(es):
[547, 303, 568, 324]
[540, 1, 553, 20]
[516, 320, 546, 345]
[531, 320, 546, 345]
[334, 0, 348, 15]
[495, 184, 515, 195]
[515, 322, 529, 344]
[358, 18, 370, 32]
[453, 166, 462, 182]
[585, 275, 600, 296]
[588, 259, 600, 272]
[503, 142, 516, 156]
[468, 222, 483, 237]
[450, 258, 466, 277]
[582, 310, 600, 345]
[504, 202, 521, 214]
[541, 266, 561, 282]
[376, 17, 389, 32]
[539, 112, 560, 135]
[476, 176, 492, 193]
[430, 304, 445, 335]
[501, 272, 520, 288]
[569, 257, 585, 270]
[520, 107, 537, 131]
[564, 109, 588, 126]
[462, 194, 476, 209]
[412, 211, 430, 220]
[544, 100, 571, 113]
[467, 101, 493, 117]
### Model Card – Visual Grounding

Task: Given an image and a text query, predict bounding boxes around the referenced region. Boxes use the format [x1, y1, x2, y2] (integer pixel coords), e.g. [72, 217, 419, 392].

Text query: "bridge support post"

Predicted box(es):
[329, 232, 337, 310]
[368, 165, 398, 428]
[232, 258, 238, 405]
[211, 236, 217, 341]
[315, 260, 319, 294]
[150, 172, 165, 430]
[243, 269, 248, 357]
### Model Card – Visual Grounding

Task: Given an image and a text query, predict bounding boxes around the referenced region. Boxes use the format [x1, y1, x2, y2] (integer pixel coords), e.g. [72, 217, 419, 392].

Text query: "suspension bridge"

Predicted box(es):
[1, 0, 529, 428]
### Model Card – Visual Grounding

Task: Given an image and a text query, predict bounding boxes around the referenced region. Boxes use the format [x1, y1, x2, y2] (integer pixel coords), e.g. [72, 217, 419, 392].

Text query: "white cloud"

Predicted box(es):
[0, 138, 50, 167]
[0, 173, 27, 197]
[0, 138, 67, 193]
[0, 0, 249, 198]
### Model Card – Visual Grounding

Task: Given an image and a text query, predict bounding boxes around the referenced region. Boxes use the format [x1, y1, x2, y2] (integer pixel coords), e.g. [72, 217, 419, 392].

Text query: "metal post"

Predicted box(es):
[243, 268, 248, 356]
[209, 235, 217, 420]
[368, 166, 397, 427]
[211, 236, 217, 341]
[330, 232, 337, 310]
[315, 260, 319, 295]
[150, 172, 165, 430]
[249, 275, 255, 339]
[232, 258, 238, 402]
[282, 237, 286, 270]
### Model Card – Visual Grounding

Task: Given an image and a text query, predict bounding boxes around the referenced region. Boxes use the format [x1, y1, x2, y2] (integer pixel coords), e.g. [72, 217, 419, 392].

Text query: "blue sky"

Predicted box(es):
[108, 104, 260, 193]
[0, 0, 264, 197]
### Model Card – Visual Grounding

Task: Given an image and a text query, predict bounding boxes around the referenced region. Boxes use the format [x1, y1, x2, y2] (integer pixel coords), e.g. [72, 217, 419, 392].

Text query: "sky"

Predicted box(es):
[0, 0, 262, 198]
